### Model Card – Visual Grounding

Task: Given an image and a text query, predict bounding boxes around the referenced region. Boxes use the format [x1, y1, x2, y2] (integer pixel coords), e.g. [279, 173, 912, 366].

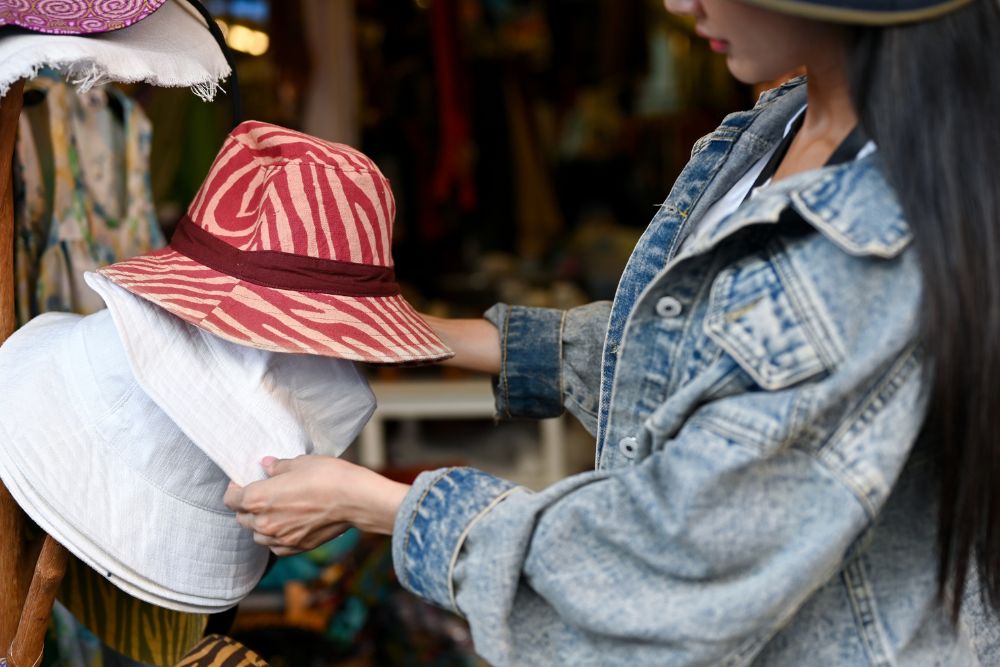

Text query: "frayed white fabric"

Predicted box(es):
[0, 311, 267, 613]
[85, 271, 376, 486]
[0, 0, 230, 100]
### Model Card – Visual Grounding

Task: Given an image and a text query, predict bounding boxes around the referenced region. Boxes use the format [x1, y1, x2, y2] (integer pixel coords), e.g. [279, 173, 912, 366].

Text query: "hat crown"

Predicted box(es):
[0, 0, 167, 35]
[71, 311, 231, 512]
[186, 121, 397, 269]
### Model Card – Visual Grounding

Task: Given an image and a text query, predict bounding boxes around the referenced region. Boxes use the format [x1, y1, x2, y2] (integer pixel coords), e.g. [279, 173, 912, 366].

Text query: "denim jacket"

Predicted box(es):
[391, 79, 1000, 666]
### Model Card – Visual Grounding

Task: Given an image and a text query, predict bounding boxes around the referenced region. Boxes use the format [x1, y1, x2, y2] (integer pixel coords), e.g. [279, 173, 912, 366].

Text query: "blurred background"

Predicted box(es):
[150, 0, 752, 316]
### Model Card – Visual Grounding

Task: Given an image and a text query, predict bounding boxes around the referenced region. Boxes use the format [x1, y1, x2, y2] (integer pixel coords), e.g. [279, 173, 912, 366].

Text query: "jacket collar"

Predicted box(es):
[685, 83, 911, 260]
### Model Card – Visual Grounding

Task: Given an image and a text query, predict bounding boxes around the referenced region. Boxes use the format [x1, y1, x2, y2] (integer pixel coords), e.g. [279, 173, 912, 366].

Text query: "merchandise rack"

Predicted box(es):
[0, 80, 71, 667]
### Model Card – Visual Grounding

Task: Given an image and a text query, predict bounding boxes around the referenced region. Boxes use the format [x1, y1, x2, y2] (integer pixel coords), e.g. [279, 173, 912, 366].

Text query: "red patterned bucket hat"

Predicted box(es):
[100, 121, 453, 364]
[0, 0, 167, 35]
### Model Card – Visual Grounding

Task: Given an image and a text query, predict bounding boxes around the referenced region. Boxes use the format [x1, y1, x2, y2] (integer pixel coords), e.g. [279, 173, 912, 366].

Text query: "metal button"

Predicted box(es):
[655, 296, 683, 318]
[618, 436, 638, 458]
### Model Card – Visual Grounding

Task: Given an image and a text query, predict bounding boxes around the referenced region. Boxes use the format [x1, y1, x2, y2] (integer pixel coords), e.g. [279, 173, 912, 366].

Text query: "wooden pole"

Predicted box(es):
[0, 79, 22, 338]
[0, 79, 71, 667]
[0, 78, 28, 666]
[7, 540, 69, 667]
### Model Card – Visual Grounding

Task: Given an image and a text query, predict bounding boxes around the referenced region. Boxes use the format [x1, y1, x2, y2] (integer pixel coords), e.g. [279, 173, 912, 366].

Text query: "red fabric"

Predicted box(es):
[429, 0, 476, 223]
[99, 121, 452, 364]
[170, 216, 400, 297]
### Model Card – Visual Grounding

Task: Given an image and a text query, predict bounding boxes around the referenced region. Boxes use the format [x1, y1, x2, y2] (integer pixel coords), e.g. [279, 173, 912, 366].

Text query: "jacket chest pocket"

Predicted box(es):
[704, 247, 834, 391]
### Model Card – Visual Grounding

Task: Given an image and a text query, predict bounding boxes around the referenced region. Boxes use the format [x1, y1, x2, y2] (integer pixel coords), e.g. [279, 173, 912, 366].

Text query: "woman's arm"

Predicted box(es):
[420, 315, 502, 374]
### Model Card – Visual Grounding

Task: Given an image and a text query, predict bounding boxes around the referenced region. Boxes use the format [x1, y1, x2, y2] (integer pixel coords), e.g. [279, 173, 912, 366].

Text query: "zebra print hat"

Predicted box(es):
[100, 121, 453, 364]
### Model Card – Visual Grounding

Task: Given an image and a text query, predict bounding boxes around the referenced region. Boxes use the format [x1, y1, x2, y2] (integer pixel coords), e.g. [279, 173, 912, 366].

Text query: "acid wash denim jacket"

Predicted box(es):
[391, 78, 1000, 666]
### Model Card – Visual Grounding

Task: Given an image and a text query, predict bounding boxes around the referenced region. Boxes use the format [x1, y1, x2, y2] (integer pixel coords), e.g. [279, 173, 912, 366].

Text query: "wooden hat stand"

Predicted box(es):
[0, 79, 72, 667]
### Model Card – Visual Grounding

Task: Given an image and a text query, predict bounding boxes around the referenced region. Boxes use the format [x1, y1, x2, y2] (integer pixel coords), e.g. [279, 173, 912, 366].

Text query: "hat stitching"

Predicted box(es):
[2, 466, 258, 598]
[229, 134, 377, 174]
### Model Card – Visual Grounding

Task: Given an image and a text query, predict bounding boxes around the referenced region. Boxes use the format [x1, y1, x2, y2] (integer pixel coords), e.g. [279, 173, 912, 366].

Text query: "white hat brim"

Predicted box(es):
[0, 312, 267, 613]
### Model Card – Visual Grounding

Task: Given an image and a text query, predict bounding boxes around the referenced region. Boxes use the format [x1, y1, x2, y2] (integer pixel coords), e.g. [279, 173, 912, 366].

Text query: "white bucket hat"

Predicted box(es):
[0, 0, 230, 100]
[0, 278, 376, 612]
[0, 310, 263, 612]
[85, 272, 376, 486]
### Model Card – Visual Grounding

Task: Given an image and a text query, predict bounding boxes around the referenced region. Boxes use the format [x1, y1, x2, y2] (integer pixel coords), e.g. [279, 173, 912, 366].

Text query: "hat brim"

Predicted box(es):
[738, 0, 974, 24]
[0, 0, 229, 100]
[0, 312, 268, 613]
[85, 271, 377, 487]
[0, 0, 168, 35]
[99, 248, 454, 364]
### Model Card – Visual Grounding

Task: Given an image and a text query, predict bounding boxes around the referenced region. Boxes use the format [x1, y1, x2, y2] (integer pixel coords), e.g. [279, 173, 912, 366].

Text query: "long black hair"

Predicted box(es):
[846, 0, 1000, 620]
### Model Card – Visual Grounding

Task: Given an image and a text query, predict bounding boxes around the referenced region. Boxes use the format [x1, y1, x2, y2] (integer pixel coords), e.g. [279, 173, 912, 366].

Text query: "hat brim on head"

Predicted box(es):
[0, 312, 268, 613]
[98, 248, 454, 364]
[738, 0, 974, 24]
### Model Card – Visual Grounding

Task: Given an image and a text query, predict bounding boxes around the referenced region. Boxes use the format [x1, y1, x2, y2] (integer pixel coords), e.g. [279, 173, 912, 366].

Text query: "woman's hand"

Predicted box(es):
[223, 455, 410, 556]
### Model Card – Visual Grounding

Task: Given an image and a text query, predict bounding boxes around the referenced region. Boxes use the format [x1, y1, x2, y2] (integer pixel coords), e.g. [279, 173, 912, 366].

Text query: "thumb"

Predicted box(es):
[223, 481, 244, 511]
[261, 456, 294, 477]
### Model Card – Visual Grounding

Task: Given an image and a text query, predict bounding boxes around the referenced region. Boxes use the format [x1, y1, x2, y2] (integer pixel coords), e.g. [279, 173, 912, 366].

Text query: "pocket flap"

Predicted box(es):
[705, 252, 829, 390]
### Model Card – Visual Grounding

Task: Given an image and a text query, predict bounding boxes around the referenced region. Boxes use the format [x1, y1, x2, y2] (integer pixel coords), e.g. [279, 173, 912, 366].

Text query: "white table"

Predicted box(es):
[359, 377, 568, 482]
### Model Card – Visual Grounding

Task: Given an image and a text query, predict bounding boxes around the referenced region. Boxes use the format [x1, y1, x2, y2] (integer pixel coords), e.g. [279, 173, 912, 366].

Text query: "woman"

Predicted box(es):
[225, 0, 1000, 663]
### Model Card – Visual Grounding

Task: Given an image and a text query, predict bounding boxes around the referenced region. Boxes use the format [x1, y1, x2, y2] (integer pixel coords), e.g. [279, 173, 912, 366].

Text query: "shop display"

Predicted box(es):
[14, 74, 163, 324]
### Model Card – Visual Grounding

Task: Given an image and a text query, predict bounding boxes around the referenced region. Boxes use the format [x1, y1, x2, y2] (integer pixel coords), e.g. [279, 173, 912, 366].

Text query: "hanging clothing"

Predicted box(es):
[12, 73, 208, 667]
[14, 72, 164, 326]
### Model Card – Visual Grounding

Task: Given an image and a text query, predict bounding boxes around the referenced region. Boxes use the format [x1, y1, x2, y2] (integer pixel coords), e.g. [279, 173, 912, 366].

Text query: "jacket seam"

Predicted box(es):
[565, 394, 598, 420]
[769, 238, 846, 369]
[500, 307, 512, 419]
[843, 556, 897, 667]
[558, 309, 567, 412]
[668, 256, 725, 393]
[446, 486, 526, 614]
[816, 347, 921, 518]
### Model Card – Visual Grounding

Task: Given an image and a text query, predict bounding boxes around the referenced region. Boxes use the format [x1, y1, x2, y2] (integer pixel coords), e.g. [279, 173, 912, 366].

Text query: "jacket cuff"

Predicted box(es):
[392, 467, 520, 611]
[484, 303, 564, 419]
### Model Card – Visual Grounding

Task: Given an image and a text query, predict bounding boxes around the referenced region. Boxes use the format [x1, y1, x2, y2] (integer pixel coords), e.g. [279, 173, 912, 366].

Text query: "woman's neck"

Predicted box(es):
[772, 49, 859, 182]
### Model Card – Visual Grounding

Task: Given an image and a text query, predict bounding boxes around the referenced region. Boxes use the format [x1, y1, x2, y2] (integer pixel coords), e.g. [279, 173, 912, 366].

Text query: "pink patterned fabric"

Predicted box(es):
[100, 121, 454, 365]
[0, 0, 166, 35]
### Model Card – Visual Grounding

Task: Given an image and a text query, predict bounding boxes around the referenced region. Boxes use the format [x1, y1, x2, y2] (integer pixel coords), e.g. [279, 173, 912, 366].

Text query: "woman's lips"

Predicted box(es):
[708, 38, 729, 54]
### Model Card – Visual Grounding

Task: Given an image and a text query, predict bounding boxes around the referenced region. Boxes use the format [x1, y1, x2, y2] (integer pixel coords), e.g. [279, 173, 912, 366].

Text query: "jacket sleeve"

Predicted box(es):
[484, 301, 611, 435]
[391, 347, 926, 667]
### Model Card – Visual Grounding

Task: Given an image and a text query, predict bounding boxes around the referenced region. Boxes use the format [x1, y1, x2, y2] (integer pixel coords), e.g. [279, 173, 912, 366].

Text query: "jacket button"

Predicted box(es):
[618, 436, 638, 458]
[655, 296, 683, 318]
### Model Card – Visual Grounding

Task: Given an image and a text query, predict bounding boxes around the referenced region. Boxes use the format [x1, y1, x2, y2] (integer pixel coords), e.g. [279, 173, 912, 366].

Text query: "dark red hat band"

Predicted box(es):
[169, 216, 401, 298]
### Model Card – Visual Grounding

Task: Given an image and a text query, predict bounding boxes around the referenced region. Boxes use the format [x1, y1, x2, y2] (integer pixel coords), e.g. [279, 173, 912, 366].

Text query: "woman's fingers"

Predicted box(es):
[223, 482, 244, 511]
[225, 455, 409, 550]
[252, 531, 278, 547]
[270, 545, 304, 557]
[261, 456, 297, 477]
